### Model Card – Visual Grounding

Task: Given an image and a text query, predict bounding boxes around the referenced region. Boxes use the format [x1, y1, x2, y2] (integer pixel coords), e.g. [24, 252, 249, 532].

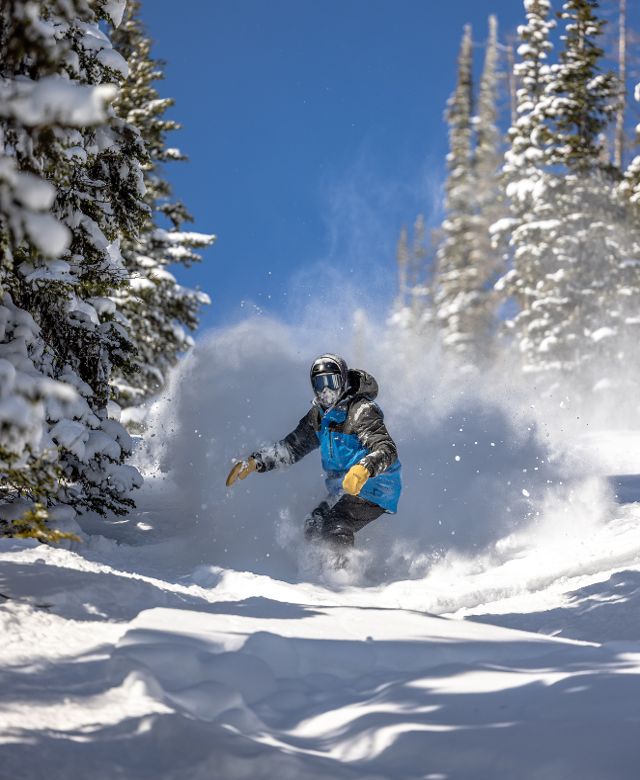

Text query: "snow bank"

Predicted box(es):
[102, 603, 639, 780]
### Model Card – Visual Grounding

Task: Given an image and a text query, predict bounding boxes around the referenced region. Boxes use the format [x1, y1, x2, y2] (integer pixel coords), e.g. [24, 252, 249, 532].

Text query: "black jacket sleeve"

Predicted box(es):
[350, 400, 398, 477]
[252, 408, 319, 472]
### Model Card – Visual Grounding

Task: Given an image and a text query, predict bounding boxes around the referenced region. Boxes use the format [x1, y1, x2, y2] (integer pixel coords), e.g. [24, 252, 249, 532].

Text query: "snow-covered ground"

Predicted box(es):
[2, 319, 640, 780]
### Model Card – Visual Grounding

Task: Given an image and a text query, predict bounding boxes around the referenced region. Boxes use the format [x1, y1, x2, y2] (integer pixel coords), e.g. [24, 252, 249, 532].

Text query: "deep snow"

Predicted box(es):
[1, 317, 640, 780]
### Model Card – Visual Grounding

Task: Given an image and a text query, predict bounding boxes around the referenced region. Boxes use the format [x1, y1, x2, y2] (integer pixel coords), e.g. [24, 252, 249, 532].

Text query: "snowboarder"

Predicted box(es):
[226, 354, 402, 549]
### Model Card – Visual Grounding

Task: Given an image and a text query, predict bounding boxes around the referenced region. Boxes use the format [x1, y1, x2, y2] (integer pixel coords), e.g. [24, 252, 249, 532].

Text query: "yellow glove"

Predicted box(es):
[226, 457, 257, 487]
[342, 464, 370, 496]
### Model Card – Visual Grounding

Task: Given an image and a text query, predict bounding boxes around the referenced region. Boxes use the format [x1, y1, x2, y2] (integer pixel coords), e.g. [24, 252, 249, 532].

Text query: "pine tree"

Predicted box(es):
[434, 20, 503, 367]
[470, 14, 505, 358]
[493, 0, 557, 373]
[0, 0, 146, 532]
[543, 0, 623, 385]
[433, 24, 480, 366]
[110, 2, 215, 407]
[545, 0, 619, 174]
[501, 0, 555, 204]
[505, 0, 625, 387]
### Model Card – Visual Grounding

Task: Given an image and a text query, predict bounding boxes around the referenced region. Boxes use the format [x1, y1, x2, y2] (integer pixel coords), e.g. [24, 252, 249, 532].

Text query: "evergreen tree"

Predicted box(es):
[500, 0, 626, 387]
[545, 0, 619, 174]
[470, 14, 505, 358]
[111, 2, 215, 407]
[433, 24, 480, 365]
[540, 0, 623, 385]
[0, 0, 146, 532]
[494, 0, 556, 373]
[434, 20, 503, 367]
[502, 0, 555, 198]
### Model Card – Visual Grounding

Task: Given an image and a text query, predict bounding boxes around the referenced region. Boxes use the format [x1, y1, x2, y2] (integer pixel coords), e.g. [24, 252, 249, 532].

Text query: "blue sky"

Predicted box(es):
[142, 1, 639, 333]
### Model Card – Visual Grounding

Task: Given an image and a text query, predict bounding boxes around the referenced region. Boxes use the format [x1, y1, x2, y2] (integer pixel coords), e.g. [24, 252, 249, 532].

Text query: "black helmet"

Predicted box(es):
[310, 354, 348, 407]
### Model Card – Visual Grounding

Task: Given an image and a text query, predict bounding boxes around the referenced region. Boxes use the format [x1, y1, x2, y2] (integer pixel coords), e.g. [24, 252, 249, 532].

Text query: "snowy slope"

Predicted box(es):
[1, 534, 640, 780]
[2, 319, 640, 779]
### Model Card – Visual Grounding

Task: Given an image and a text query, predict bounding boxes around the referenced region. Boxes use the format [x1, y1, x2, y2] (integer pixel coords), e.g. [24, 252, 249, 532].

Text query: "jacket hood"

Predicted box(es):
[346, 368, 378, 400]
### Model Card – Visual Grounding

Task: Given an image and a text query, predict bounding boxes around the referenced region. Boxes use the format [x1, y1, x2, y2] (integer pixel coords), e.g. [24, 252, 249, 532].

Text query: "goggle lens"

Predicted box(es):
[312, 373, 342, 393]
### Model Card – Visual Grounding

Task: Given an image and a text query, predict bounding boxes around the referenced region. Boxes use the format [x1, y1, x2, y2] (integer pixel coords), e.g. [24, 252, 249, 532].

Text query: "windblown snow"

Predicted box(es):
[2, 316, 640, 780]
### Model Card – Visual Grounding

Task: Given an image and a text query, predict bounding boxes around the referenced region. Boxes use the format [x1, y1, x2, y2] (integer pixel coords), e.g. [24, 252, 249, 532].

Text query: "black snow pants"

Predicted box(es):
[304, 494, 385, 547]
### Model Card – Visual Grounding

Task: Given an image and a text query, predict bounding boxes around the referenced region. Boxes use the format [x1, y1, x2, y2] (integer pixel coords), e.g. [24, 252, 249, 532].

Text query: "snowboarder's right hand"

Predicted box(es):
[225, 457, 257, 487]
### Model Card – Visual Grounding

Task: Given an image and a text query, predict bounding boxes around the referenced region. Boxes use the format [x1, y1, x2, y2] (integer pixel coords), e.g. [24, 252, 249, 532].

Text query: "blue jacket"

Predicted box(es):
[253, 369, 402, 513]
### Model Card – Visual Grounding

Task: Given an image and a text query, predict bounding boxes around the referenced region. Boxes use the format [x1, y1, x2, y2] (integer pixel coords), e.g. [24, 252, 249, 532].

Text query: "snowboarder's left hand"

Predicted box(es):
[226, 457, 257, 487]
[342, 464, 369, 496]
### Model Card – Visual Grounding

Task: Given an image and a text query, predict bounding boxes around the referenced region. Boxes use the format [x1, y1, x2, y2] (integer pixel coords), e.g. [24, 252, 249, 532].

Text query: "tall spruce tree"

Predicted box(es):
[494, 0, 557, 374]
[435, 20, 505, 367]
[433, 24, 480, 365]
[0, 0, 146, 534]
[470, 14, 504, 359]
[545, 0, 619, 174]
[535, 0, 624, 386]
[110, 2, 214, 407]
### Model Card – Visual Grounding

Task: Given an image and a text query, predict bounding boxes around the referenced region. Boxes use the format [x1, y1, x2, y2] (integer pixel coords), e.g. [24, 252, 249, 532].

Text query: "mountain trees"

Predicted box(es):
[419, 0, 639, 396]
[495, 0, 559, 376]
[0, 0, 146, 534]
[110, 1, 215, 406]
[508, 0, 624, 388]
[0, 0, 211, 538]
[433, 18, 504, 369]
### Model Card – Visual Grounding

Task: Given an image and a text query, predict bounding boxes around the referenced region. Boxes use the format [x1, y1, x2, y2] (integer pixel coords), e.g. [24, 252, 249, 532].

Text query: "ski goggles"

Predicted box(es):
[311, 373, 342, 393]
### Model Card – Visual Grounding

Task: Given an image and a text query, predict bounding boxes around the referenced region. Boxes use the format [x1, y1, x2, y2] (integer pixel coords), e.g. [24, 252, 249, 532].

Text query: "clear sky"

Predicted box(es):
[141, 1, 638, 333]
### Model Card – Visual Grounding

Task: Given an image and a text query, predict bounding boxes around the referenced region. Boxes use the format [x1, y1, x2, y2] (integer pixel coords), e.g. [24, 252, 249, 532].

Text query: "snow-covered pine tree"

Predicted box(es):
[0, 0, 146, 533]
[500, 0, 555, 202]
[435, 19, 505, 368]
[110, 1, 214, 408]
[433, 24, 481, 367]
[546, 0, 618, 175]
[527, 0, 624, 387]
[493, 0, 557, 374]
[469, 14, 504, 360]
